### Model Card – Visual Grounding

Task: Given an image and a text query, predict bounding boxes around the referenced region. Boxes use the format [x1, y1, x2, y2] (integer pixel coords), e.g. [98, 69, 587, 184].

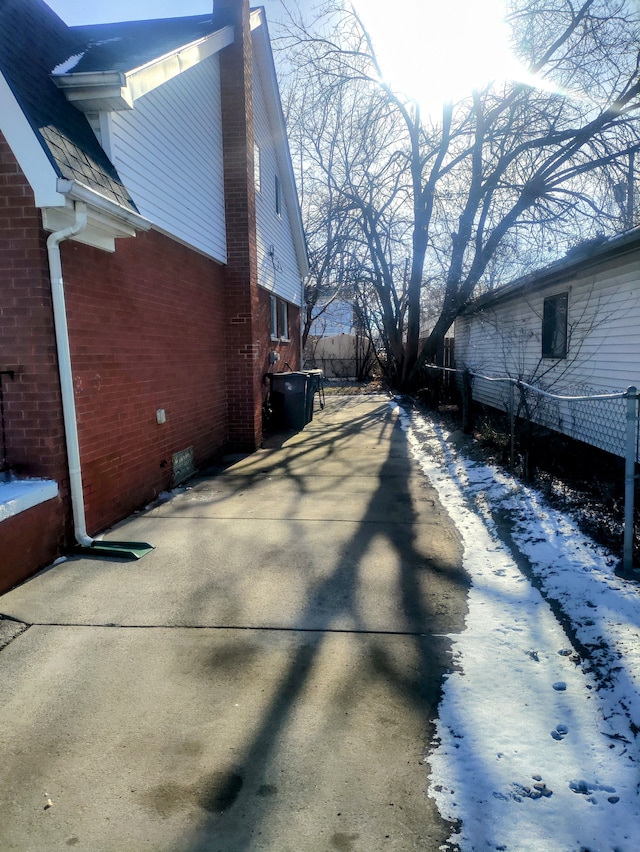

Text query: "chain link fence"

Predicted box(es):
[469, 373, 635, 461]
[421, 365, 640, 573]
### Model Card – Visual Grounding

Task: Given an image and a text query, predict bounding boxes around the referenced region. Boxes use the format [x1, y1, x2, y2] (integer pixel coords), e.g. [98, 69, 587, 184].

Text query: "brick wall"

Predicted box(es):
[0, 131, 70, 588]
[1, 131, 231, 583]
[258, 288, 301, 403]
[219, 0, 262, 451]
[0, 498, 64, 594]
[60, 230, 228, 535]
[0, 132, 68, 484]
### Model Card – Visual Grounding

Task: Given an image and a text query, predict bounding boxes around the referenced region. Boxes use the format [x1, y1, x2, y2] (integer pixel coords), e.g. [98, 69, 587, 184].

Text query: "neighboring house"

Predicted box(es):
[308, 299, 357, 338]
[454, 228, 640, 457]
[305, 299, 372, 379]
[0, 0, 308, 591]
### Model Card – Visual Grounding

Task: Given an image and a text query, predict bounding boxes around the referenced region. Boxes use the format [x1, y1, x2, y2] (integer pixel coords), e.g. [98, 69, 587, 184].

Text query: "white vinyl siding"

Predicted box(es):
[107, 54, 226, 262]
[252, 57, 302, 307]
[454, 249, 640, 455]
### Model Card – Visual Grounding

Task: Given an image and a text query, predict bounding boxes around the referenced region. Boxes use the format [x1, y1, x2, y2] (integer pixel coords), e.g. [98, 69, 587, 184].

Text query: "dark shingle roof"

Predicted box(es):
[64, 15, 217, 74]
[0, 1, 224, 213]
[0, 0, 137, 210]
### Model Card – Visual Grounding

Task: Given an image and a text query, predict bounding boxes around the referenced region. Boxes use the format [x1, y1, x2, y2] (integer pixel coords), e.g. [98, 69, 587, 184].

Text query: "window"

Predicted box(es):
[254, 143, 261, 193]
[274, 174, 281, 216]
[280, 300, 289, 340]
[270, 294, 278, 339]
[270, 295, 290, 341]
[542, 292, 568, 358]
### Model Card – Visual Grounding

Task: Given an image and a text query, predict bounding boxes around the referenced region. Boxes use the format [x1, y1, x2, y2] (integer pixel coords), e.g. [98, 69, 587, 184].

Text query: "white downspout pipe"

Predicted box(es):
[46, 201, 93, 547]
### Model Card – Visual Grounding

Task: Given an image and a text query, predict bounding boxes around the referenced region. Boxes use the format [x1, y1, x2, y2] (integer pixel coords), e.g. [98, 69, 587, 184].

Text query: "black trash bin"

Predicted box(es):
[302, 369, 324, 423]
[269, 372, 308, 431]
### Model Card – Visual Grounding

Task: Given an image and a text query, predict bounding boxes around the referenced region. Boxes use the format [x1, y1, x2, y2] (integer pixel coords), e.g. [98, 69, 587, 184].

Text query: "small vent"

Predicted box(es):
[172, 446, 195, 486]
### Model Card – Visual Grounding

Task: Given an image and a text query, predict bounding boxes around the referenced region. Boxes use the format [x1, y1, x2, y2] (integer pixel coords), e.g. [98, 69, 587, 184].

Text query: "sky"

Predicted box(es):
[46, 0, 521, 113]
[393, 397, 640, 851]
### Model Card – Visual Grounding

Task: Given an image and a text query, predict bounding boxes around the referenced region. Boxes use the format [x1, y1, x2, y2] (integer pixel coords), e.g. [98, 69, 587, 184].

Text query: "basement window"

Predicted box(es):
[542, 292, 568, 359]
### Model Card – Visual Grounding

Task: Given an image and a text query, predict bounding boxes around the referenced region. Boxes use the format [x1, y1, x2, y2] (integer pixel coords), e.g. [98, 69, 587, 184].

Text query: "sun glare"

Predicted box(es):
[354, 0, 526, 113]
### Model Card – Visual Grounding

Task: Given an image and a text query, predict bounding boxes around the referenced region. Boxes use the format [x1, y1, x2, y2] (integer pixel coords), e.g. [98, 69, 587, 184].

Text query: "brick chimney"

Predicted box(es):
[218, 0, 262, 451]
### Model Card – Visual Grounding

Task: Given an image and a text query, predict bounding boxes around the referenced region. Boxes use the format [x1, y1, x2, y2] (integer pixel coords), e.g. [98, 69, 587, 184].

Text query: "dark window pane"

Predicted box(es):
[542, 292, 568, 358]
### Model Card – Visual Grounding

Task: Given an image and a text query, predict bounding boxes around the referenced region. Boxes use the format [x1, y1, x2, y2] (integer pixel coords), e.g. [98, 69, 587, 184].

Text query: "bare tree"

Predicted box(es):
[274, 0, 640, 388]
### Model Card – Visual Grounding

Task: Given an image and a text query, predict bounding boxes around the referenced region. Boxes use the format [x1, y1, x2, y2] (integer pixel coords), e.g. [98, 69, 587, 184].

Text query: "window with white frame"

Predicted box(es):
[280, 300, 289, 340]
[270, 295, 290, 341]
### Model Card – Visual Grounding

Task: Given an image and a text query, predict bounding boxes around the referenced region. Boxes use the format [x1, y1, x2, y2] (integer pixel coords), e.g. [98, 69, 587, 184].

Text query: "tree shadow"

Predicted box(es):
[179, 397, 469, 850]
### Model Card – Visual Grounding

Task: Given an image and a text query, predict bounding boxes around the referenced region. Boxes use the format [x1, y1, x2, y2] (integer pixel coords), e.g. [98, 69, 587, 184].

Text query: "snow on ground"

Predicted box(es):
[392, 399, 640, 852]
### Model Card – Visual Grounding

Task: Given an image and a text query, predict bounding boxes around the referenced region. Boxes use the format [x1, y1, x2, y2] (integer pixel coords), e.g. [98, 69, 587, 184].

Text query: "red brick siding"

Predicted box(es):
[0, 497, 64, 594]
[0, 132, 68, 485]
[60, 230, 228, 535]
[219, 0, 262, 451]
[258, 288, 301, 402]
[1, 131, 232, 582]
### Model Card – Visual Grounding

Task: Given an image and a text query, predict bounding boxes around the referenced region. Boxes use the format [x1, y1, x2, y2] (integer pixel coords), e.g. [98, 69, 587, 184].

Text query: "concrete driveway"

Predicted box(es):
[0, 394, 468, 851]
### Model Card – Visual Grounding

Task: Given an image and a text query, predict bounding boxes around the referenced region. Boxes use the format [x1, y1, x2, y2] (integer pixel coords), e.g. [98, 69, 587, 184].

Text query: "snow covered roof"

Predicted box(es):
[56, 16, 221, 75]
[51, 15, 233, 112]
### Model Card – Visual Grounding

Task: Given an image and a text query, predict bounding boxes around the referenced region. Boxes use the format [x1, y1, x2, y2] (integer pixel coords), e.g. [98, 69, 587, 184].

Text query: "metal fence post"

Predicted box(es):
[509, 380, 515, 470]
[623, 386, 637, 574]
[462, 369, 473, 434]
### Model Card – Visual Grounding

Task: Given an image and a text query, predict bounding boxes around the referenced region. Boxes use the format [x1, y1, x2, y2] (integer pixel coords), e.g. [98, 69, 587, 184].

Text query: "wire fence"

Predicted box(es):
[469, 372, 634, 461]
[421, 364, 639, 574]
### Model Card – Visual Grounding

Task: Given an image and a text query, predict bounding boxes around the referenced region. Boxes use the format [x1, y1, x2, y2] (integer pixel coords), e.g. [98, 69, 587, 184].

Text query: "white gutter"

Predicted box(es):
[46, 201, 93, 547]
[57, 179, 151, 232]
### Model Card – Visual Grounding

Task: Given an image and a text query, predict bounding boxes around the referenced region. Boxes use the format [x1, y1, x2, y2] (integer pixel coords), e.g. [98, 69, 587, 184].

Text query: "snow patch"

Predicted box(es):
[393, 399, 640, 851]
[51, 53, 86, 75]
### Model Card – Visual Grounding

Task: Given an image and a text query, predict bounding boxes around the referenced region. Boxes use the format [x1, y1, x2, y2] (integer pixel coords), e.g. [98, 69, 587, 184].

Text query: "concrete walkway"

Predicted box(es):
[0, 394, 468, 851]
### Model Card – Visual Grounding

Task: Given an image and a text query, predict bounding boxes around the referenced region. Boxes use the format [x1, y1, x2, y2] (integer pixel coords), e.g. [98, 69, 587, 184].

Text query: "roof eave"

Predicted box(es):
[251, 10, 310, 280]
[51, 25, 234, 113]
[41, 180, 152, 252]
[461, 227, 640, 316]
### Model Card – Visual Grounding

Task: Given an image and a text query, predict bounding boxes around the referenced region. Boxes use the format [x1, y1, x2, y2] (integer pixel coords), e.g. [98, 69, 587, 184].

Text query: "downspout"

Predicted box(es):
[46, 201, 93, 547]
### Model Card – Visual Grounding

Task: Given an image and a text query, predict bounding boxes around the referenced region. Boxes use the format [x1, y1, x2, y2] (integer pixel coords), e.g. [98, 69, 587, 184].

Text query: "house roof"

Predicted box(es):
[0, 0, 308, 273]
[0, 1, 233, 213]
[0, 0, 138, 211]
[54, 16, 220, 75]
[461, 227, 640, 315]
[51, 15, 233, 112]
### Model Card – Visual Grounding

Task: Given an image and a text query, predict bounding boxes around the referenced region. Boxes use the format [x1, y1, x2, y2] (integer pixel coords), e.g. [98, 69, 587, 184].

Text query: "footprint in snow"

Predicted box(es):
[552, 681, 567, 691]
[551, 724, 569, 741]
[510, 779, 553, 800]
[569, 779, 618, 804]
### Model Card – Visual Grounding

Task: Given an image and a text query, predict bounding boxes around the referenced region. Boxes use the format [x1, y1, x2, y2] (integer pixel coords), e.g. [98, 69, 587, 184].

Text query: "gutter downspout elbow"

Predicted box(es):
[46, 202, 93, 547]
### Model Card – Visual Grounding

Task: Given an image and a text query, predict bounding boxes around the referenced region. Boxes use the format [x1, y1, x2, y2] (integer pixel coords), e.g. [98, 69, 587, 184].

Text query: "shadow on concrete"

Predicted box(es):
[181, 401, 469, 850]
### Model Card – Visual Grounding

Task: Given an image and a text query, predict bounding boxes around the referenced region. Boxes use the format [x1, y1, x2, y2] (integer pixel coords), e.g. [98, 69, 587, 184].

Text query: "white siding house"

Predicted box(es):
[454, 229, 640, 457]
[106, 54, 227, 262]
[252, 51, 304, 308]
